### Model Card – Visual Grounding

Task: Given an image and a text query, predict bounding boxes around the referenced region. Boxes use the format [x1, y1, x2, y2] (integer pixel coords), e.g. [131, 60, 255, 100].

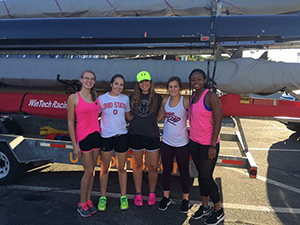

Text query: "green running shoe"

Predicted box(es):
[120, 196, 129, 210]
[98, 196, 107, 211]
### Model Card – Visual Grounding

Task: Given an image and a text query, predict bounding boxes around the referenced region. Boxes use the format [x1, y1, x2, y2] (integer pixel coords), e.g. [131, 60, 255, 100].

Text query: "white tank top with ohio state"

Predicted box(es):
[162, 96, 189, 147]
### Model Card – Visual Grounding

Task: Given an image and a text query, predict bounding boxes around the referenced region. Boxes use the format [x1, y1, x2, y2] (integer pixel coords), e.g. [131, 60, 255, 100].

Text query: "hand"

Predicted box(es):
[73, 145, 82, 158]
[208, 147, 216, 160]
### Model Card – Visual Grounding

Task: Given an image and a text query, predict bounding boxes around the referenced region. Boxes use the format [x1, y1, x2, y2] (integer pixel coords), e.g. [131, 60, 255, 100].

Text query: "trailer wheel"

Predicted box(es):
[0, 147, 21, 185]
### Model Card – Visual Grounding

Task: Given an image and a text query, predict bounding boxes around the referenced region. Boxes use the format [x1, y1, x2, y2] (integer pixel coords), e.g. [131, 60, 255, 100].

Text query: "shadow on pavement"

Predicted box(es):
[267, 132, 300, 224]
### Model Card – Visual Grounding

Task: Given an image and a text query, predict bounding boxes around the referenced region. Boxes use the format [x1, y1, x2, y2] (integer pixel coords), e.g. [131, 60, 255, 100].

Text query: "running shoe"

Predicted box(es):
[192, 205, 212, 220]
[148, 193, 157, 205]
[180, 199, 190, 213]
[158, 197, 171, 211]
[98, 196, 107, 211]
[120, 196, 129, 210]
[86, 200, 97, 214]
[77, 202, 91, 218]
[204, 208, 225, 225]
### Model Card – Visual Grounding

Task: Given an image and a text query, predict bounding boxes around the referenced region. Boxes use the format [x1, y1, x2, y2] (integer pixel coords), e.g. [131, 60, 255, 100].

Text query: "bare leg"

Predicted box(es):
[163, 190, 170, 198]
[131, 150, 144, 193]
[80, 151, 96, 203]
[86, 150, 100, 200]
[183, 193, 189, 201]
[201, 196, 209, 208]
[214, 201, 221, 211]
[145, 150, 160, 193]
[99, 150, 113, 197]
[116, 151, 128, 196]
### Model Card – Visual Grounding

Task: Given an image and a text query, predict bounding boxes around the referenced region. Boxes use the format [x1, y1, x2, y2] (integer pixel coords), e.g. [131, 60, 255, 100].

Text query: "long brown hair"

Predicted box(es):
[131, 80, 158, 113]
[81, 70, 97, 102]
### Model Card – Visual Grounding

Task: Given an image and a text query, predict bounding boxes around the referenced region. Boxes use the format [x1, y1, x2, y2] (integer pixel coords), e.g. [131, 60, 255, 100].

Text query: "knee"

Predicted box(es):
[84, 168, 95, 178]
[162, 164, 172, 174]
[192, 160, 201, 171]
[101, 165, 110, 174]
[147, 163, 158, 172]
[198, 176, 209, 183]
[199, 175, 213, 182]
[198, 177, 214, 190]
[133, 160, 143, 169]
[117, 166, 126, 173]
[180, 171, 190, 180]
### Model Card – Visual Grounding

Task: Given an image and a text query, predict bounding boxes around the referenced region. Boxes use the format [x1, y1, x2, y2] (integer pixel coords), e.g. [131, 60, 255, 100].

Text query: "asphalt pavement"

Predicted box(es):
[1, 118, 300, 225]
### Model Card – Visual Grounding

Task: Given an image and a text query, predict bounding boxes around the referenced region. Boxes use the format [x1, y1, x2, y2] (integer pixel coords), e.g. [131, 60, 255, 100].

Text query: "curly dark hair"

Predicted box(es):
[188, 69, 206, 81]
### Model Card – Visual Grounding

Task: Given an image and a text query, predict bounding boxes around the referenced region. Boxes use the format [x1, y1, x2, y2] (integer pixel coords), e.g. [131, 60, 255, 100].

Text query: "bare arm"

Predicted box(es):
[183, 96, 189, 111]
[157, 98, 167, 121]
[67, 94, 81, 157]
[207, 92, 223, 159]
[125, 111, 133, 121]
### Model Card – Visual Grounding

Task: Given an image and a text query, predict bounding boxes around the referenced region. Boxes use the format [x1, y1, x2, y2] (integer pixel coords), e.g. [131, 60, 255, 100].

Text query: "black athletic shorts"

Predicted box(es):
[129, 134, 160, 151]
[101, 133, 129, 153]
[78, 131, 102, 152]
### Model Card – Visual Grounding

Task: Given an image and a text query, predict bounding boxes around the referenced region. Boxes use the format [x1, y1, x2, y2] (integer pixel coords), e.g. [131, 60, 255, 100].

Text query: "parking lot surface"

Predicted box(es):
[1, 118, 300, 225]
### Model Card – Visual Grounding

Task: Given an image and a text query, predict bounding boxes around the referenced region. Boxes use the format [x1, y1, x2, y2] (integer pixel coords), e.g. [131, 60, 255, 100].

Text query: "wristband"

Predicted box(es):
[210, 145, 217, 149]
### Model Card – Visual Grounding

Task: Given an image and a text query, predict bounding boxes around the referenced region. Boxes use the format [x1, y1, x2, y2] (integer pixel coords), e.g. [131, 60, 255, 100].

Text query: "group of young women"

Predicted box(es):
[67, 69, 225, 225]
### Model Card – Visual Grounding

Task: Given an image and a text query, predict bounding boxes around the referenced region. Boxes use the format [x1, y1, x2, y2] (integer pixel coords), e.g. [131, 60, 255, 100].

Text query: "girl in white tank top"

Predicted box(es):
[157, 76, 191, 213]
[162, 96, 189, 147]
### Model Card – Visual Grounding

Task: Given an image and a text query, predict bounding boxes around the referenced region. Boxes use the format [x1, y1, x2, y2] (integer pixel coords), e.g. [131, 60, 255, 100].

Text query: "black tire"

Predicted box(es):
[0, 146, 22, 185]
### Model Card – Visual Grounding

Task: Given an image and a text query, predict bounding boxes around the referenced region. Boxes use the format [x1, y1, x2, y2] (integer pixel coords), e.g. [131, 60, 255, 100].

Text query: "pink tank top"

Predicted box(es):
[189, 89, 220, 145]
[75, 92, 101, 142]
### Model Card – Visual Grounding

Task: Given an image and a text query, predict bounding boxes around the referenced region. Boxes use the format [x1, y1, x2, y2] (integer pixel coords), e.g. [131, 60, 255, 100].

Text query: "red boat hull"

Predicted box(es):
[0, 92, 68, 119]
[220, 94, 300, 118]
[1, 92, 299, 120]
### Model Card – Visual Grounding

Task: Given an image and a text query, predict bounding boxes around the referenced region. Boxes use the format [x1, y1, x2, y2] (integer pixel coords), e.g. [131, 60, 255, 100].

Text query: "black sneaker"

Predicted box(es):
[204, 208, 225, 225]
[180, 199, 190, 213]
[158, 197, 171, 211]
[192, 205, 212, 219]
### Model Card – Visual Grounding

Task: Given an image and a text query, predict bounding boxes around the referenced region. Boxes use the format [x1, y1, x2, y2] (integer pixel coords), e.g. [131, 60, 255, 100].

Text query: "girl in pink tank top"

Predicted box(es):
[188, 69, 225, 224]
[67, 70, 101, 218]
[189, 88, 220, 145]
